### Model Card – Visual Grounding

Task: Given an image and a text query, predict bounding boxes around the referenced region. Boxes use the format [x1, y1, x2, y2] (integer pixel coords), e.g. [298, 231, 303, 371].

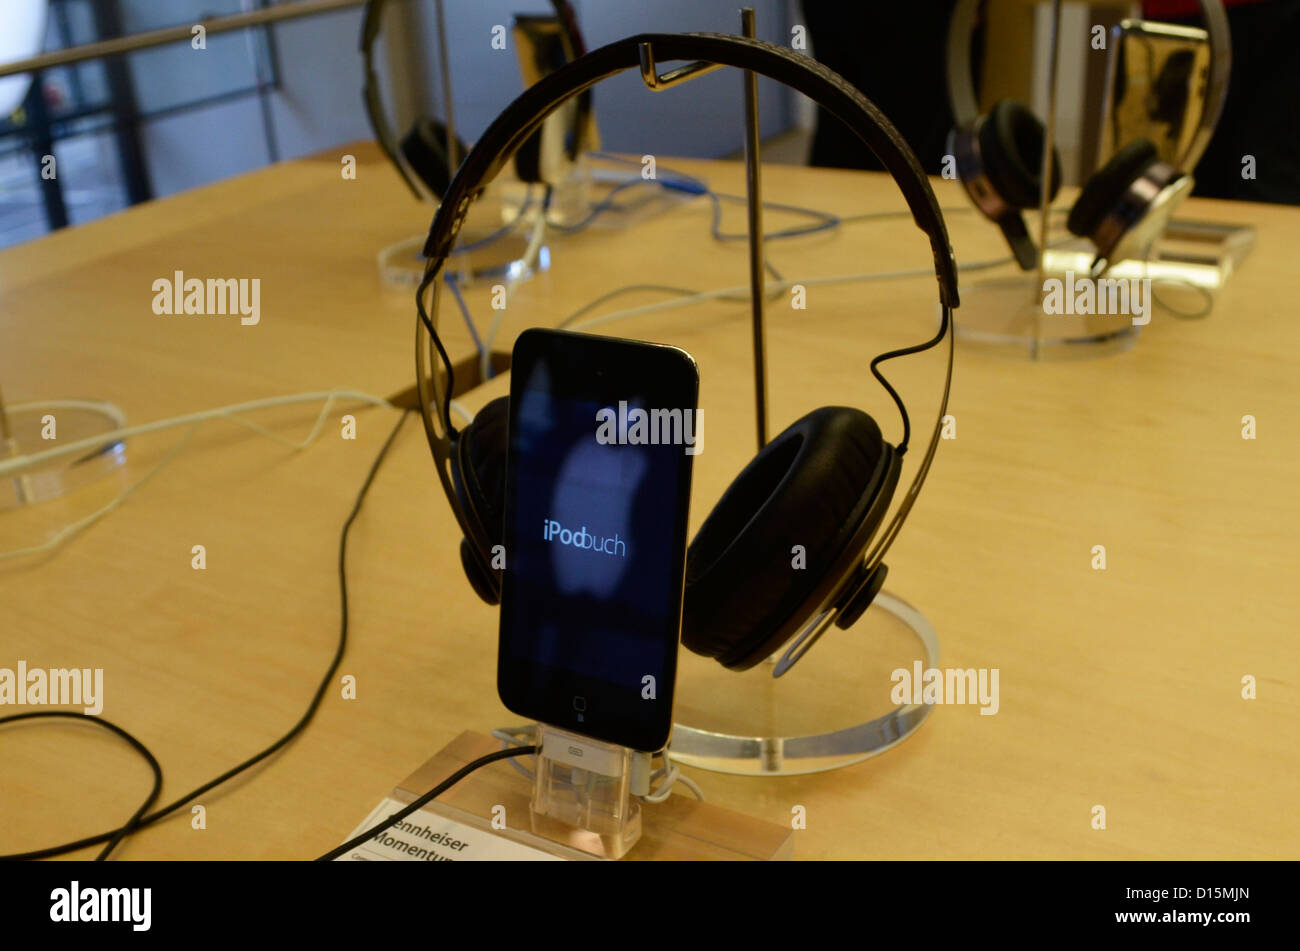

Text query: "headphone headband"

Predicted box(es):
[415, 31, 959, 592]
[945, 0, 1230, 173]
[421, 32, 960, 307]
[362, 0, 591, 199]
[360, 0, 413, 197]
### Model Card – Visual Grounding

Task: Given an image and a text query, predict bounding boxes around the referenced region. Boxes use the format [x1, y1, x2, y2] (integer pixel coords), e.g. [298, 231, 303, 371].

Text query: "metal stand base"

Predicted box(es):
[669, 591, 940, 776]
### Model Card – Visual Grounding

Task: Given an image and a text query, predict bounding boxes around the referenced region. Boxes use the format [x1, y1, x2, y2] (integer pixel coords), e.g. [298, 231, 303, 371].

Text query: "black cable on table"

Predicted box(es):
[0, 408, 412, 861]
[0, 710, 163, 861]
[316, 745, 537, 861]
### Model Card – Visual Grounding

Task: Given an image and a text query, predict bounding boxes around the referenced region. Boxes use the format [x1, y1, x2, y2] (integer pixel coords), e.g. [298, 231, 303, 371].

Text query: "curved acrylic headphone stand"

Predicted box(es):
[669, 591, 939, 776]
[377, 192, 542, 290]
[378, 230, 541, 289]
[0, 399, 128, 511]
[377, 165, 608, 290]
[950, 0, 1172, 362]
[955, 265, 1141, 361]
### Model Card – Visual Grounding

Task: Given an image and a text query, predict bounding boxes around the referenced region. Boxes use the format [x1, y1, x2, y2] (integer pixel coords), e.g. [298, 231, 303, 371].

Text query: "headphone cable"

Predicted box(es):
[0, 711, 162, 861]
[316, 745, 537, 861]
[0, 408, 412, 861]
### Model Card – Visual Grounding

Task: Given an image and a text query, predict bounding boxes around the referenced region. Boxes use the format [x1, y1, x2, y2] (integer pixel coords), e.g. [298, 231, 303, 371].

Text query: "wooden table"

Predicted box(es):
[1, 141, 1296, 860]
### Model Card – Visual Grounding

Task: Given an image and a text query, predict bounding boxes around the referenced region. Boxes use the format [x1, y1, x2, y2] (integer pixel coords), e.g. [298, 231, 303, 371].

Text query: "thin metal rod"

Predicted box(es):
[741, 7, 767, 451]
[0, 0, 366, 80]
[1035, 0, 1064, 357]
[433, 0, 459, 173]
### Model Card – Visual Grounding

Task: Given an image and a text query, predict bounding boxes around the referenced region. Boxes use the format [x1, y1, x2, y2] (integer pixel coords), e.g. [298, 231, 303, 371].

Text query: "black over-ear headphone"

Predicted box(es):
[944, 0, 1229, 274]
[414, 33, 960, 674]
[360, 0, 591, 201]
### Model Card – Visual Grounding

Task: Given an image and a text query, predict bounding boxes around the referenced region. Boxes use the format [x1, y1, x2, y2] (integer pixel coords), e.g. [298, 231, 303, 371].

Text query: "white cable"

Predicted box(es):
[672, 770, 705, 801]
[641, 768, 676, 803]
[0, 388, 394, 562]
[563, 268, 932, 333]
[0, 425, 198, 562]
[492, 724, 539, 782]
[491, 724, 539, 745]
[0, 389, 391, 479]
[5, 399, 128, 428]
[480, 201, 549, 381]
[464, 174, 1000, 378]
[1, 400, 127, 505]
[449, 400, 474, 425]
[560, 248, 1044, 335]
[640, 753, 705, 803]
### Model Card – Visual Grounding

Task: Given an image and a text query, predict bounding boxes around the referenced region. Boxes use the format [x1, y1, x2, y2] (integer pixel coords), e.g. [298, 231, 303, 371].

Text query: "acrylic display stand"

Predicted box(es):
[671, 592, 940, 776]
[376, 187, 543, 290]
[956, 1, 1252, 360]
[393, 731, 794, 860]
[0, 395, 128, 510]
[529, 723, 647, 859]
[955, 269, 1145, 360]
[958, 215, 1253, 360]
[1042, 218, 1255, 299]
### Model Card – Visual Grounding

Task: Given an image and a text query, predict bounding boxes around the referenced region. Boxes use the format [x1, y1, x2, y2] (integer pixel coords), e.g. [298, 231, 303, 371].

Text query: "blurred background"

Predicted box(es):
[0, 0, 1294, 249]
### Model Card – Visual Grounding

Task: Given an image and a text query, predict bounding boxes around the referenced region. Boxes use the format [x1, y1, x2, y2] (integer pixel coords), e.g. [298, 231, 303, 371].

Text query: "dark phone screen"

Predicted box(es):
[498, 332, 696, 750]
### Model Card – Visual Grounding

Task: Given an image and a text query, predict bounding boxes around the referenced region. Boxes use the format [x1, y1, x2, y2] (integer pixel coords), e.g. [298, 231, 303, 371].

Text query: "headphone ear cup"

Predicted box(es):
[682, 406, 894, 670]
[979, 99, 1062, 209]
[1067, 137, 1159, 238]
[451, 397, 510, 604]
[460, 538, 500, 605]
[399, 117, 468, 199]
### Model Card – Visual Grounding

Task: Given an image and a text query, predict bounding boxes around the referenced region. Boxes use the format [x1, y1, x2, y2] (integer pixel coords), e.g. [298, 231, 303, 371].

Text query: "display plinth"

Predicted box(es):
[393, 731, 794, 860]
[670, 591, 939, 776]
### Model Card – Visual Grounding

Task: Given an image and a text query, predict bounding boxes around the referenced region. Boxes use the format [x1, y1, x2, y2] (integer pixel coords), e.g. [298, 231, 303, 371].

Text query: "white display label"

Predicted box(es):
[335, 797, 562, 862]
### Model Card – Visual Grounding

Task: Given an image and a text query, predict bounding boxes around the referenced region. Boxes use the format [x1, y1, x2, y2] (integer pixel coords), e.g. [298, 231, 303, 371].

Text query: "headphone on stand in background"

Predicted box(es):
[413, 32, 961, 676]
[945, 0, 1230, 275]
[360, 0, 592, 202]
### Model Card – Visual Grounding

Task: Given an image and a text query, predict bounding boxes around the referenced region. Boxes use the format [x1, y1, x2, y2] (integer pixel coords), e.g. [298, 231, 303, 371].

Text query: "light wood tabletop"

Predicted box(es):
[1, 141, 1296, 860]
